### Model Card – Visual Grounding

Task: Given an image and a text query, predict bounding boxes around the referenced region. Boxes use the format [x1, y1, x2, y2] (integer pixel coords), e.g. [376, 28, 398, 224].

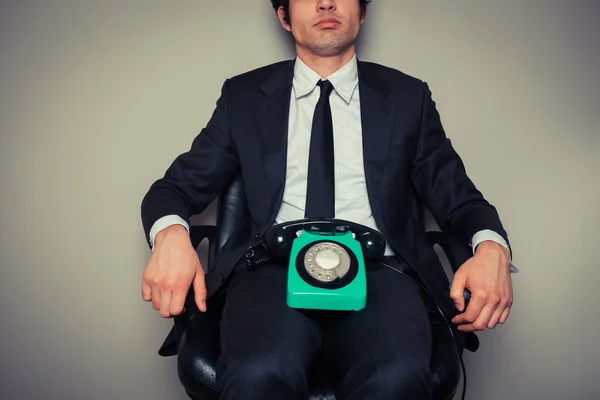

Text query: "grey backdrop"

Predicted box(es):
[1, 1, 599, 399]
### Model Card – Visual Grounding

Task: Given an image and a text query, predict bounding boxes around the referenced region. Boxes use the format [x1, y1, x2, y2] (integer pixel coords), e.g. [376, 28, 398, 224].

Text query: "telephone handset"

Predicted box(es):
[264, 218, 386, 263]
[257, 218, 386, 311]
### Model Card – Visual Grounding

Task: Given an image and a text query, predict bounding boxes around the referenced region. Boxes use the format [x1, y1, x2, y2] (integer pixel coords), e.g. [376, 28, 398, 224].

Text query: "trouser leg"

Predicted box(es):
[323, 260, 435, 400]
[216, 264, 321, 400]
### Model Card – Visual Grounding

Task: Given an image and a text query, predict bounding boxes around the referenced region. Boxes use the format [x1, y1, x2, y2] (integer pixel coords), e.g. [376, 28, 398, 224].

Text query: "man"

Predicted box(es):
[140, 1, 515, 398]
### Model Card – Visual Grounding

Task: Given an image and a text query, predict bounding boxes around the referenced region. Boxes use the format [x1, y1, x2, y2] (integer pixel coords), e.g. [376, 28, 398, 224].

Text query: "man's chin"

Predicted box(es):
[309, 38, 355, 57]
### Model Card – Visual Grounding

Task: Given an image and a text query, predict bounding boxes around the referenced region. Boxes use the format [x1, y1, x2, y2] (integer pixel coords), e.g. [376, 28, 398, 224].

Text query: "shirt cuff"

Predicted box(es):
[471, 230, 519, 274]
[149, 215, 190, 251]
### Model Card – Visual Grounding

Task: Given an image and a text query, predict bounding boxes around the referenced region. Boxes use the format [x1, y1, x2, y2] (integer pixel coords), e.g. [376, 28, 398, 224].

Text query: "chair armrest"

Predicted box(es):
[183, 224, 218, 321]
[427, 231, 479, 353]
[191, 224, 218, 274]
[426, 231, 472, 274]
[190, 225, 216, 249]
[426, 230, 472, 306]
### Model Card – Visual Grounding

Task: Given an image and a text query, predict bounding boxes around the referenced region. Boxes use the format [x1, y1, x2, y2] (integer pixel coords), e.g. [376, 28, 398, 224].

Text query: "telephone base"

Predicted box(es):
[286, 229, 367, 312]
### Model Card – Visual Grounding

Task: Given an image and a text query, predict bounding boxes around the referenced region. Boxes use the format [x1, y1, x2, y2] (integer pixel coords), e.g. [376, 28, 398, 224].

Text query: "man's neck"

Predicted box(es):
[296, 46, 356, 79]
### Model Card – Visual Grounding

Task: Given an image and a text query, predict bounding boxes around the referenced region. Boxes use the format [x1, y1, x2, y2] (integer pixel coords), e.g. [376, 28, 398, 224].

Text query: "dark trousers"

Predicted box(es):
[215, 258, 437, 400]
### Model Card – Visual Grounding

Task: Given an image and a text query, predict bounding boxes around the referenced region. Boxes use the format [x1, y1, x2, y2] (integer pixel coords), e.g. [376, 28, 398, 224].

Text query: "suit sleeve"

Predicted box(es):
[410, 82, 511, 250]
[140, 79, 240, 248]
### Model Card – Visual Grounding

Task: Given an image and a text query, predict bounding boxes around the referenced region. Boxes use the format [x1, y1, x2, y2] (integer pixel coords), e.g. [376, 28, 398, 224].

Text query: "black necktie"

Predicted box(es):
[305, 80, 335, 219]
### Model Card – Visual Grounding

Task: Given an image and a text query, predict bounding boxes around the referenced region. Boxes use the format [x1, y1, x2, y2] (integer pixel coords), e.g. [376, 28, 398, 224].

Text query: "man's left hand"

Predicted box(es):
[450, 241, 513, 332]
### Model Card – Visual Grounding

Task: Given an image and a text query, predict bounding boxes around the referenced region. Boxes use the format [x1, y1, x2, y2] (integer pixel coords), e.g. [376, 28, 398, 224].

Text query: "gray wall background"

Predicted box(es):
[1, 1, 599, 399]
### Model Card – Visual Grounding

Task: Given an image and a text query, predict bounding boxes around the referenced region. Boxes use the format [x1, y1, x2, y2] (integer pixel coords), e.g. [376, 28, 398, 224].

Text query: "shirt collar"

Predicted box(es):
[292, 55, 359, 104]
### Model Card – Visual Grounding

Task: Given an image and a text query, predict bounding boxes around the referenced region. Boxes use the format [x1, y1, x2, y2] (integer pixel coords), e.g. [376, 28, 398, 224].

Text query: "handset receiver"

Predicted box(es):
[264, 218, 386, 262]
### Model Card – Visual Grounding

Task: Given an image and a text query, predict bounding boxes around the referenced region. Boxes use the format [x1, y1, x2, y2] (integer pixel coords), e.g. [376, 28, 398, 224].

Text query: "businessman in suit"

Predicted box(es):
[140, 0, 515, 398]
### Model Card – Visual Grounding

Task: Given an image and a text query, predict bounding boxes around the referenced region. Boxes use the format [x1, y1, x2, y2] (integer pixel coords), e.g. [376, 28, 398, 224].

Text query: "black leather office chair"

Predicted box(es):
[156, 173, 480, 400]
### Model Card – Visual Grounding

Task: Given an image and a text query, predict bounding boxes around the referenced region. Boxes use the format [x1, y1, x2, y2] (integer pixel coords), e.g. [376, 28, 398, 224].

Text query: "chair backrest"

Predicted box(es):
[210, 172, 251, 266]
[210, 171, 431, 263]
[209, 172, 439, 265]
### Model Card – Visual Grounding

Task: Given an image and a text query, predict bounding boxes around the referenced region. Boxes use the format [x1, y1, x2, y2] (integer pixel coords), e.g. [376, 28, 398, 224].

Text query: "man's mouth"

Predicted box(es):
[315, 18, 342, 28]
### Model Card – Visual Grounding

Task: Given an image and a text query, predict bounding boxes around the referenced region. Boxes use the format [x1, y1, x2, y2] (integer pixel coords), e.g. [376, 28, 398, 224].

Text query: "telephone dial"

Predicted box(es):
[246, 218, 386, 311]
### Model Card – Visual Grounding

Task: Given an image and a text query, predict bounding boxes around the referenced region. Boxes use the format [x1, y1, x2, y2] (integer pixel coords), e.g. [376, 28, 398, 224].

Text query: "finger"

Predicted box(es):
[459, 303, 496, 332]
[499, 306, 511, 324]
[487, 303, 507, 329]
[452, 295, 485, 325]
[193, 269, 207, 312]
[169, 289, 187, 316]
[159, 290, 172, 318]
[449, 272, 467, 312]
[142, 280, 152, 302]
[152, 287, 161, 311]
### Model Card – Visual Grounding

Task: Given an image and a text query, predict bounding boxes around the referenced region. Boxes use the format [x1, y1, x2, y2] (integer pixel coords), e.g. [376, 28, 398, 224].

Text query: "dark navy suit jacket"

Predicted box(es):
[141, 59, 510, 321]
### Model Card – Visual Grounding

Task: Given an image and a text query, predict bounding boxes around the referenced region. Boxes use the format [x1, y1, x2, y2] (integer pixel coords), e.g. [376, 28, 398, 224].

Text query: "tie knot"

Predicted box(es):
[317, 80, 334, 98]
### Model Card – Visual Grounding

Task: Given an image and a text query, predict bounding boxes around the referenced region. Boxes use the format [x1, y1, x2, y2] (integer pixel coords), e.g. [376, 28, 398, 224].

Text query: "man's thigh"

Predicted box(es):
[322, 262, 434, 398]
[216, 264, 321, 395]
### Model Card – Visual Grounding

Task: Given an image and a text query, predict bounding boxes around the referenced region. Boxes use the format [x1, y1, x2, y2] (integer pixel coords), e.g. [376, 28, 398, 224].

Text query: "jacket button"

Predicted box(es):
[255, 233, 260, 240]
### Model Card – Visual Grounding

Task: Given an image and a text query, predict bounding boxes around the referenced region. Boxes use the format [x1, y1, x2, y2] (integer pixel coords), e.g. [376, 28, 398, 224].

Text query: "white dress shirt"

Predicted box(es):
[149, 55, 518, 272]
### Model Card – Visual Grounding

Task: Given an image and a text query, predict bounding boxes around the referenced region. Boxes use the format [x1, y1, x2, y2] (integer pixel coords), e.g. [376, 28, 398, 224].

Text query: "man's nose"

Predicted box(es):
[317, 0, 337, 12]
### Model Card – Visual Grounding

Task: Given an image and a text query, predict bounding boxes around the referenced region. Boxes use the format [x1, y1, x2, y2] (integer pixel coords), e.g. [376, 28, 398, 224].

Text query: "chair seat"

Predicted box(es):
[176, 302, 461, 400]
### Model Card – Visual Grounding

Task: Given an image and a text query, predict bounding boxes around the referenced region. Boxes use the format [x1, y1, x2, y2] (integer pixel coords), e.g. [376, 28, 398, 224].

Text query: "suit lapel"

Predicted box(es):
[357, 62, 396, 220]
[255, 60, 295, 219]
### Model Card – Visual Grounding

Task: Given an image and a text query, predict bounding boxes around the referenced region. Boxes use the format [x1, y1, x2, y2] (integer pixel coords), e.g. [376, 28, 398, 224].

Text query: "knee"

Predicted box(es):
[343, 358, 434, 400]
[376, 360, 434, 399]
[217, 353, 308, 396]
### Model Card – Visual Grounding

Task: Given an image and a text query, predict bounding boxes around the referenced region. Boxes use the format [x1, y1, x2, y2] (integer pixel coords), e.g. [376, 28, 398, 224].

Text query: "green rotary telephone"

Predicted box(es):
[260, 218, 386, 311]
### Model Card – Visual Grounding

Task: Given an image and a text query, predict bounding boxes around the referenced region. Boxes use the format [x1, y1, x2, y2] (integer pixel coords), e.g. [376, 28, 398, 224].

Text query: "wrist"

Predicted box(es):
[154, 224, 188, 246]
[475, 240, 510, 258]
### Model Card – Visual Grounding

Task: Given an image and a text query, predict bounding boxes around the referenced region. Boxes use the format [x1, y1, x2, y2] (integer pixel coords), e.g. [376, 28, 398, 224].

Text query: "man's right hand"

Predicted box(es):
[141, 224, 207, 317]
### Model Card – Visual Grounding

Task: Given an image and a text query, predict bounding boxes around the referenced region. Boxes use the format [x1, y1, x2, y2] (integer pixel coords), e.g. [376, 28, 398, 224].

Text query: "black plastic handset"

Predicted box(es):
[264, 218, 386, 262]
